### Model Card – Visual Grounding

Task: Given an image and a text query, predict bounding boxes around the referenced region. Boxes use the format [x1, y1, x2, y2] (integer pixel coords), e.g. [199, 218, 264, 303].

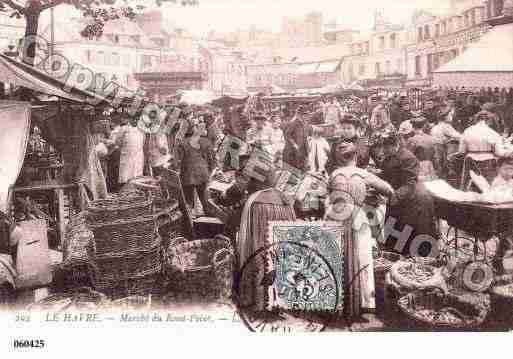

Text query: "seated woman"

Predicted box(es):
[325, 141, 394, 321]
[370, 129, 439, 258]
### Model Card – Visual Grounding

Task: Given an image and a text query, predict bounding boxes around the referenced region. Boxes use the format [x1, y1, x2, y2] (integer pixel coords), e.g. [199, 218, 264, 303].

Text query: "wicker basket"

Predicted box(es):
[489, 276, 513, 327]
[86, 195, 153, 223]
[397, 287, 490, 330]
[94, 275, 159, 300]
[93, 242, 162, 284]
[374, 251, 403, 318]
[165, 235, 234, 300]
[89, 215, 159, 257]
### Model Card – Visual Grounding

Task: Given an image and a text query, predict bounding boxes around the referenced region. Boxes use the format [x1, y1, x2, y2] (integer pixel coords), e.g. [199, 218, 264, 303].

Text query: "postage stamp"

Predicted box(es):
[234, 221, 345, 332]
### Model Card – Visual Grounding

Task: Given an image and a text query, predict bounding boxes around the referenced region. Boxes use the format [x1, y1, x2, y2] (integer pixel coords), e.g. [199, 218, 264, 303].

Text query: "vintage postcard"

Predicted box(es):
[0, 0, 512, 356]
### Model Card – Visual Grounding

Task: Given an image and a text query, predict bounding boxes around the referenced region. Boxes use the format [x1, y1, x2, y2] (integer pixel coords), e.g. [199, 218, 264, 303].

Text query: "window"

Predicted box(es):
[114, 35, 119, 43]
[464, 12, 469, 27]
[379, 36, 385, 50]
[390, 33, 396, 48]
[85, 50, 91, 63]
[111, 53, 120, 66]
[396, 59, 403, 74]
[123, 54, 130, 67]
[375, 62, 381, 75]
[385, 60, 391, 75]
[98, 51, 105, 65]
[142, 55, 152, 69]
[435, 24, 440, 38]
[442, 21, 447, 35]
[359, 63, 365, 76]
[415, 55, 421, 75]
[418, 27, 423, 42]
[471, 9, 476, 25]
[427, 53, 433, 74]
[424, 25, 430, 39]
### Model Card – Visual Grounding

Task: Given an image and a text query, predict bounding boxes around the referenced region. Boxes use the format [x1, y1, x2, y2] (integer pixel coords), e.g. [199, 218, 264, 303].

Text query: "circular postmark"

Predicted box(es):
[234, 241, 339, 332]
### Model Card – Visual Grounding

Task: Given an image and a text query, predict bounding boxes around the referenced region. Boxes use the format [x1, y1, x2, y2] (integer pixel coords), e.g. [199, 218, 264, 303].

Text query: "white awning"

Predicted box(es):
[316, 61, 340, 73]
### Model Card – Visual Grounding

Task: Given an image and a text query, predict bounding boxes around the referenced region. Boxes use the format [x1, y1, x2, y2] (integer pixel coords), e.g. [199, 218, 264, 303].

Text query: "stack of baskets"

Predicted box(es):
[86, 193, 162, 299]
[122, 177, 186, 247]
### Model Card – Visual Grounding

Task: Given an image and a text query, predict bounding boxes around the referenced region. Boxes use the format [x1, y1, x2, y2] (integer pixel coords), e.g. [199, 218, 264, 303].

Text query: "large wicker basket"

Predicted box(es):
[94, 274, 160, 300]
[86, 195, 153, 223]
[93, 241, 162, 284]
[89, 215, 159, 256]
[397, 287, 490, 330]
[165, 235, 234, 301]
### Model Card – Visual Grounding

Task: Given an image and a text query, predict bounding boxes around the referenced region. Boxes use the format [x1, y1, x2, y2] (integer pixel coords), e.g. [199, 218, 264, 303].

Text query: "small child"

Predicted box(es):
[306, 126, 330, 175]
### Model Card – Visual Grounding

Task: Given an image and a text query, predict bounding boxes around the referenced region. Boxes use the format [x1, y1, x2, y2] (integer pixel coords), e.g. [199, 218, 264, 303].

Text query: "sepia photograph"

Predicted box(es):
[0, 0, 512, 355]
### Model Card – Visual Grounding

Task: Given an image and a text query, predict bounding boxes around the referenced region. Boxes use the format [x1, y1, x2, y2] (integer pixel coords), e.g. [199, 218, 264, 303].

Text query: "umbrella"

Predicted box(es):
[178, 90, 218, 106]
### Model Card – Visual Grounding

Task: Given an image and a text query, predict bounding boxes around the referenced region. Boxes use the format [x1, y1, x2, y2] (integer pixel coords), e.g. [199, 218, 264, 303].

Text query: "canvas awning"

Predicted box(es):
[316, 60, 340, 73]
[0, 54, 107, 104]
[433, 23, 513, 87]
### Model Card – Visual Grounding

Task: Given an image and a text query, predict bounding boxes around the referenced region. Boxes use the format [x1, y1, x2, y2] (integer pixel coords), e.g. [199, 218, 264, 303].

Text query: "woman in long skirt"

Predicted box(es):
[325, 141, 393, 320]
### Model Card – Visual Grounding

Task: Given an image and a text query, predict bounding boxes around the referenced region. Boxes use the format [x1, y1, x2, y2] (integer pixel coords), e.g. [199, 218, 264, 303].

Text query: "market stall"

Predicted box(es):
[433, 23, 513, 88]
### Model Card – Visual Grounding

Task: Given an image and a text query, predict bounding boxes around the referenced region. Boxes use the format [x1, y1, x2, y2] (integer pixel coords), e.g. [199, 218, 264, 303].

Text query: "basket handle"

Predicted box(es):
[213, 248, 234, 268]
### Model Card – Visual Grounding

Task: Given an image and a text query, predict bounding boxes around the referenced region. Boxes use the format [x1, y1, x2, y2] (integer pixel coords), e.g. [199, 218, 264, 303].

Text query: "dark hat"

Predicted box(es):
[335, 141, 357, 156]
[296, 106, 309, 115]
[370, 127, 398, 147]
[253, 112, 267, 121]
[481, 102, 496, 111]
[339, 114, 360, 127]
[411, 115, 427, 124]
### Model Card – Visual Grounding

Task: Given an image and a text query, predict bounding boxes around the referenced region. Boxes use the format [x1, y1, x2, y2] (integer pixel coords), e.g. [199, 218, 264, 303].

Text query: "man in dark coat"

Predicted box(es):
[283, 106, 312, 171]
[371, 130, 438, 257]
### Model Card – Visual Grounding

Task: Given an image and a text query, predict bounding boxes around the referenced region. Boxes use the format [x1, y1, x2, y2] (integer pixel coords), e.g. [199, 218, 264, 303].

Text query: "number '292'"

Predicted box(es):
[13, 339, 45, 349]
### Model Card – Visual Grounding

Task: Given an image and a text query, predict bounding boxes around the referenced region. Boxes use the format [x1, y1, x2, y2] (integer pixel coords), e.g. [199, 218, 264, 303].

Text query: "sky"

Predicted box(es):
[47, 0, 454, 36]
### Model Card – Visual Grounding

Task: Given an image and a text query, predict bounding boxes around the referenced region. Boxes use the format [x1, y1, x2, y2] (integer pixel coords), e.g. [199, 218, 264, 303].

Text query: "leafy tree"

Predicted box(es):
[0, 0, 198, 64]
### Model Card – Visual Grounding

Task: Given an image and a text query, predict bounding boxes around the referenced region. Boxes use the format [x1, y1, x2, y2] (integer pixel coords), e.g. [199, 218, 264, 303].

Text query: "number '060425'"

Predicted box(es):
[13, 339, 45, 349]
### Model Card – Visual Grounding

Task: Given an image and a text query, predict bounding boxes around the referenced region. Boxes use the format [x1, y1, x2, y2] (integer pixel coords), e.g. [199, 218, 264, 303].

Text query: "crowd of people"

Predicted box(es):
[83, 88, 513, 321]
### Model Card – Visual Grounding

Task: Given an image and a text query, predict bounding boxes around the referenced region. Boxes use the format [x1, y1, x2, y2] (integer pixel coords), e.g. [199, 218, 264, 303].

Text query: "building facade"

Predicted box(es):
[246, 59, 342, 92]
[340, 13, 408, 87]
[405, 4, 492, 87]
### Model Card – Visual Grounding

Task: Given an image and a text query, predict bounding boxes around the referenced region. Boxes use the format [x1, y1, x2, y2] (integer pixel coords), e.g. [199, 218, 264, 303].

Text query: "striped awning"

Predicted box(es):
[0, 54, 107, 104]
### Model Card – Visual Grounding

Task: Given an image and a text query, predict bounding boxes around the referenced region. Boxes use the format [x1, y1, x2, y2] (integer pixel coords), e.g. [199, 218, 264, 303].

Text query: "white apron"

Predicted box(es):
[115, 126, 145, 184]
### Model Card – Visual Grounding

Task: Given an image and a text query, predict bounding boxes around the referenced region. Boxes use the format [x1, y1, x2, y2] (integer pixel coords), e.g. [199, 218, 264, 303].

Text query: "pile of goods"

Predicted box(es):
[397, 287, 490, 330]
[165, 235, 233, 302]
[390, 261, 445, 291]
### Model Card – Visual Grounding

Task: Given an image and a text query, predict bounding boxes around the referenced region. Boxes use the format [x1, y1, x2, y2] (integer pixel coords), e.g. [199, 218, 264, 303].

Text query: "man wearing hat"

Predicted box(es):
[283, 106, 312, 171]
[370, 129, 438, 256]
[369, 96, 391, 133]
[430, 107, 461, 178]
[422, 98, 439, 126]
[247, 113, 271, 153]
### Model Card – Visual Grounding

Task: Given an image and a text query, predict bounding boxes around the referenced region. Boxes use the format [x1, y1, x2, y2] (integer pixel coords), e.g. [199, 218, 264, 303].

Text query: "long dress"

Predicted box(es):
[238, 188, 296, 311]
[112, 125, 145, 184]
[325, 166, 391, 318]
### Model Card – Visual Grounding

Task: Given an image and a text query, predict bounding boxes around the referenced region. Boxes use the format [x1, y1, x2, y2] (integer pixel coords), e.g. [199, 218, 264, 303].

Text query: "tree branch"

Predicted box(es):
[0, 0, 25, 13]
[41, 0, 68, 11]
